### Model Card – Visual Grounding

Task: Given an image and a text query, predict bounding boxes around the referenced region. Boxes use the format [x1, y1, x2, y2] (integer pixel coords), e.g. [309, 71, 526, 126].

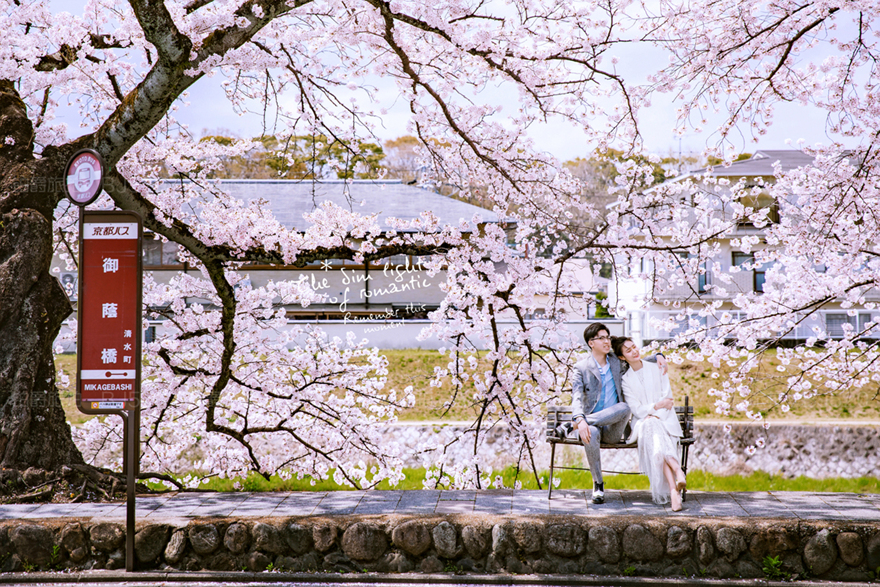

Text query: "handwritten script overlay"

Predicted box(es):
[302, 261, 433, 328]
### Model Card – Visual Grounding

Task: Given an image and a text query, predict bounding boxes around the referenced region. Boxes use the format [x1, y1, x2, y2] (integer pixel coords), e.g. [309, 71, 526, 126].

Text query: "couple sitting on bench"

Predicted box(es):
[571, 323, 688, 511]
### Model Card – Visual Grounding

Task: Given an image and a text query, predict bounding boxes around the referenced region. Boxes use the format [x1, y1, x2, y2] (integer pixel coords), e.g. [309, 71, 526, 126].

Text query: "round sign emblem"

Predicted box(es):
[64, 149, 105, 206]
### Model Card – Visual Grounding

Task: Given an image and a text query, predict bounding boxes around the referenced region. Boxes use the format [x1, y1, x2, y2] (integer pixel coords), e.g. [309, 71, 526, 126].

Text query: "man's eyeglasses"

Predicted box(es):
[590, 335, 611, 342]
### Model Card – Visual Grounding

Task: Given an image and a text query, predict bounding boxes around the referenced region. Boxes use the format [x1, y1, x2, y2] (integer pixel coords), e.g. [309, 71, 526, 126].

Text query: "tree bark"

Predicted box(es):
[0, 81, 85, 471]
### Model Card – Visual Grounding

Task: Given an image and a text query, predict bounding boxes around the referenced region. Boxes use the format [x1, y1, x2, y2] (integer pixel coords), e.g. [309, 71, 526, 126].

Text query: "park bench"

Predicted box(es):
[545, 396, 695, 500]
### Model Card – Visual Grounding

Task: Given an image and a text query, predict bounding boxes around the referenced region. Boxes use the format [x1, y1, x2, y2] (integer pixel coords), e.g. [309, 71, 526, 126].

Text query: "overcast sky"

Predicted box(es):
[47, 0, 856, 162]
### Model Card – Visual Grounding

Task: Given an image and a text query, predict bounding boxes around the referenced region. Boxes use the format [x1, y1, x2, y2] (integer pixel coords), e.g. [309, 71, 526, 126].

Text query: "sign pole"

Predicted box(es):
[64, 149, 142, 573]
[124, 411, 136, 572]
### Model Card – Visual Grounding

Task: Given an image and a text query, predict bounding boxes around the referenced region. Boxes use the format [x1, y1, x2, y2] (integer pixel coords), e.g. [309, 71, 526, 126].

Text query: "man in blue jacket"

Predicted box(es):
[571, 323, 666, 504]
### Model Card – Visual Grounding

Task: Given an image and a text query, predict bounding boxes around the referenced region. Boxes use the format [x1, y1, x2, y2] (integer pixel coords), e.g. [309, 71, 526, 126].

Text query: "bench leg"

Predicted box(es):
[548, 442, 557, 500]
[680, 443, 690, 502]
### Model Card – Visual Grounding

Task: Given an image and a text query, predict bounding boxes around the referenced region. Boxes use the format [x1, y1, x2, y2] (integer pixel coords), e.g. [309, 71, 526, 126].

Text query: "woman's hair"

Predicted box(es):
[611, 336, 633, 360]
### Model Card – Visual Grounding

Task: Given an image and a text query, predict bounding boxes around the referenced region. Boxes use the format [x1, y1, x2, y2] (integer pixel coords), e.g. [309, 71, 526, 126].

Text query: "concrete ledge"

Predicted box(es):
[0, 570, 878, 586]
[1, 514, 878, 582]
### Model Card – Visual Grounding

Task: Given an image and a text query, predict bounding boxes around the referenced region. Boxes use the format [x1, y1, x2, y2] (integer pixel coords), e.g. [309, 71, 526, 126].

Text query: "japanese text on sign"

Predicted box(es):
[79, 220, 140, 403]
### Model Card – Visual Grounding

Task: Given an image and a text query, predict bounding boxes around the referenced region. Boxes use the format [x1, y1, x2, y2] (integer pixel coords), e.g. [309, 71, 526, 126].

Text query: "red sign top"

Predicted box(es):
[78, 216, 141, 405]
[65, 150, 104, 206]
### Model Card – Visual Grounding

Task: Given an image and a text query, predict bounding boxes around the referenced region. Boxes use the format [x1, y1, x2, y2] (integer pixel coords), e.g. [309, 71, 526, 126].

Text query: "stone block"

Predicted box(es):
[546, 524, 585, 557]
[696, 526, 715, 565]
[420, 554, 444, 573]
[224, 523, 251, 554]
[715, 527, 745, 561]
[392, 520, 432, 556]
[491, 523, 513, 556]
[1, 554, 22, 573]
[69, 547, 88, 563]
[382, 552, 414, 573]
[10, 524, 53, 566]
[295, 551, 321, 572]
[188, 524, 220, 555]
[512, 521, 543, 554]
[623, 524, 663, 562]
[867, 532, 880, 570]
[324, 551, 356, 572]
[164, 530, 187, 564]
[248, 550, 271, 571]
[313, 523, 337, 553]
[207, 552, 237, 571]
[836, 532, 864, 567]
[462, 525, 488, 559]
[666, 526, 691, 559]
[134, 524, 170, 563]
[581, 560, 609, 575]
[588, 526, 620, 563]
[105, 549, 125, 570]
[782, 551, 805, 575]
[59, 523, 87, 556]
[749, 527, 797, 560]
[275, 555, 298, 572]
[285, 522, 313, 555]
[432, 521, 461, 558]
[736, 559, 764, 579]
[707, 558, 735, 578]
[253, 522, 284, 554]
[803, 529, 837, 576]
[89, 522, 124, 553]
[504, 554, 524, 574]
[341, 522, 387, 561]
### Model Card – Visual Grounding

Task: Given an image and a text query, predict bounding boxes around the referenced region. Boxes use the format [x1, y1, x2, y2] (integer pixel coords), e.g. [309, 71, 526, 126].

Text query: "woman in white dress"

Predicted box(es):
[612, 337, 687, 511]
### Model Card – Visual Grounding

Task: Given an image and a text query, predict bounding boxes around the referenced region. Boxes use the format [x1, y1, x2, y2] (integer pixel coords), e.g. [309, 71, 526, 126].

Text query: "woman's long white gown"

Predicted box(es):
[621, 361, 683, 505]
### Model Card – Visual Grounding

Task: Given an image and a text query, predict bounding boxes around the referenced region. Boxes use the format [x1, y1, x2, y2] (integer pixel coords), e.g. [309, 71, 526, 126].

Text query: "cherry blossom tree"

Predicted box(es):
[1, 0, 877, 488]
[615, 0, 880, 439]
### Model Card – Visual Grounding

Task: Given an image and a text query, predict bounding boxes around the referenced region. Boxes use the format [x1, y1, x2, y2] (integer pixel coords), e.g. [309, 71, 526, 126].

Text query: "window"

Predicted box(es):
[733, 252, 764, 293]
[383, 255, 409, 267]
[826, 313, 875, 338]
[737, 193, 780, 226]
[143, 236, 182, 267]
[732, 252, 753, 267]
[754, 270, 766, 293]
[698, 267, 710, 294]
[678, 252, 710, 294]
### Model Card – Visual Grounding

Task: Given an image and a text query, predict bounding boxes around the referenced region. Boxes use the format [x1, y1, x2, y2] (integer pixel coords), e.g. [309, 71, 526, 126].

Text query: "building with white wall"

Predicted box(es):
[607, 150, 876, 344]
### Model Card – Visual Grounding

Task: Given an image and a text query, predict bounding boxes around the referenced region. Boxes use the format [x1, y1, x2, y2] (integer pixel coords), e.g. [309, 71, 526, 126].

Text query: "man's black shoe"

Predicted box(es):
[592, 482, 605, 504]
[554, 423, 573, 439]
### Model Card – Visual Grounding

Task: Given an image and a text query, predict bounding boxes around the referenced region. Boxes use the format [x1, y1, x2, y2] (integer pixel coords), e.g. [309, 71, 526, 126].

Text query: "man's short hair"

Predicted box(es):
[583, 323, 609, 344]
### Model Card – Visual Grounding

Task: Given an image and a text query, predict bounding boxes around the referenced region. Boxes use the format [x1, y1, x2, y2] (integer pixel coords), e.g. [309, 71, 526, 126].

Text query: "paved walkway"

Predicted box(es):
[2, 490, 880, 523]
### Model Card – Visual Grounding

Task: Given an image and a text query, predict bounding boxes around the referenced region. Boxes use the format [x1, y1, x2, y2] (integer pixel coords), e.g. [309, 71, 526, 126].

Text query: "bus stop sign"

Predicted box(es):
[76, 211, 142, 414]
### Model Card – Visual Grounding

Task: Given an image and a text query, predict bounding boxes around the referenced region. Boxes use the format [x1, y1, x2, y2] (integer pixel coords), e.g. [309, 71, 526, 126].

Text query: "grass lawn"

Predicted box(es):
[53, 354, 91, 426]
[57, 349, 879, 494]
[157, 466, 880, 494]
[375, 349, 880, 422]
[55, 348, 880, 424]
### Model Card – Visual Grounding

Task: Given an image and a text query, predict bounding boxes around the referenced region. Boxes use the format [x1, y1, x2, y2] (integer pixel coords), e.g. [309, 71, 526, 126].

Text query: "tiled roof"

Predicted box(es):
[165, 179, 501, 231]
[678, 149, 816, 179]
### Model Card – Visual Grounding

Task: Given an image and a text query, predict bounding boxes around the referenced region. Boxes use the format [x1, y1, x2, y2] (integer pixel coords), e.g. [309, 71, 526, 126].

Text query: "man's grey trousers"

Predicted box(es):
[580, 402, 631, 484]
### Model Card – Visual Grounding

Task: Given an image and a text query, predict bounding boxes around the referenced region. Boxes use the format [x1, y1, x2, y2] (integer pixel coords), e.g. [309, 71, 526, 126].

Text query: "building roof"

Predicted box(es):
[182, 179, 502, 232]
[678, 149, 816, 179]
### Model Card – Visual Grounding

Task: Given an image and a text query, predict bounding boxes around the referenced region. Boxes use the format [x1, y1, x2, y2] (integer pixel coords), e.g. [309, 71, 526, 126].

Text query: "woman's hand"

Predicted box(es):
[656, 355, 668, 375]
[654, 397, 674, 411]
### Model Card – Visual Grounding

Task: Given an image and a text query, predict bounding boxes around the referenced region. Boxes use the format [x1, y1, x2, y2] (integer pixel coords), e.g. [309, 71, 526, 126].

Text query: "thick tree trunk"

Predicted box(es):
[0, 81, 85, 471]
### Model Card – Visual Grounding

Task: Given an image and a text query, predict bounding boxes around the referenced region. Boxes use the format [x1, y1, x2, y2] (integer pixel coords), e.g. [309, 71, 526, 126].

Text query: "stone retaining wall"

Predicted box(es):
[2, 516, 879, 581]
[391, 422, 880, 479]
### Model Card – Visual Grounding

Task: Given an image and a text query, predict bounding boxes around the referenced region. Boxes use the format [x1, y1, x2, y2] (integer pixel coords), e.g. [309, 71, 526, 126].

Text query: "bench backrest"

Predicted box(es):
[546, 396, 694, 441]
